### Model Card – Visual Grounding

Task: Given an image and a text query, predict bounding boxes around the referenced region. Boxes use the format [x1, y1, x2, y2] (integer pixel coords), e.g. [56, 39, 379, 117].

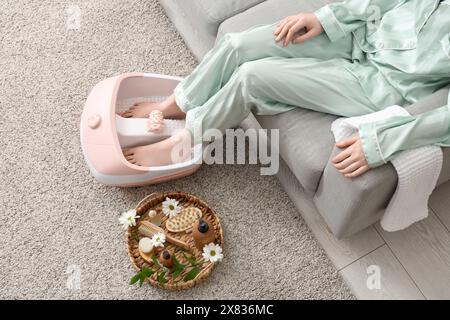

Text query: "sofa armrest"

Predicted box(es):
[314, 86, 450, 238]
[313, 152, 397, 238]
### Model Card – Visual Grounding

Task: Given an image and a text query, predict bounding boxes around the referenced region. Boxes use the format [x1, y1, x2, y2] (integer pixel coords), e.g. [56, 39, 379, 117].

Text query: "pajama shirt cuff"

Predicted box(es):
[358, 122, 387, 168]
[314, 5, 347, 43]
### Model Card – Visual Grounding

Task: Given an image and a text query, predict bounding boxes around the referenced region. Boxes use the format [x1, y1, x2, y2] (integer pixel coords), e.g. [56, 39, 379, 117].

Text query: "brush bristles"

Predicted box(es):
[138, 221, 158, 237]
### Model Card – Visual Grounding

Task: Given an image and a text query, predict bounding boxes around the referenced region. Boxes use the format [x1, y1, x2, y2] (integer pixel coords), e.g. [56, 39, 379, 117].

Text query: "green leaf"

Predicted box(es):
[184, 267, 201, 281]
[130, 267, 155, 287]
[171, 255, 186, 278]
[130, 273, 141, 285]
[151, 254, 163, 269]
[157, 271, 168, 284]
[140, 267, 154, 278]
[172, 268, 184, 279]
[139, 275, 145, 287]
[172, 254, 184, 267]
[182, 252, 197, 267]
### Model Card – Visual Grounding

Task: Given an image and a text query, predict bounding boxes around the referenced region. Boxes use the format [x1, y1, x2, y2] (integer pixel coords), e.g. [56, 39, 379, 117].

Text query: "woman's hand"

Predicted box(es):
[274, 13, 324, 46]
[332, 136, 371, 178]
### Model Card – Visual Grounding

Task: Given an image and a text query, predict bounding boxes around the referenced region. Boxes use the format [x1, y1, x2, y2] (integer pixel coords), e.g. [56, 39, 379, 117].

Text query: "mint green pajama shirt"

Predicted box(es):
[174, 0, 450, 168]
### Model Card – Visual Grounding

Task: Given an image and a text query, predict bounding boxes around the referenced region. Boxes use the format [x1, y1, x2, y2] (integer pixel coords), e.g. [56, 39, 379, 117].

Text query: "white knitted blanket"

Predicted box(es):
[331, 106, 443, 232]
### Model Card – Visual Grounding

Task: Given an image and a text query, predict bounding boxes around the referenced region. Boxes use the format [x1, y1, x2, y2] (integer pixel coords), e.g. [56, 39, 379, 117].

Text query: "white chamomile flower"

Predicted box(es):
[202, 243, 223, 263]
[119, 209, 140, 229]
[162, 197, 181, 218]
[151, 232, 166, 248]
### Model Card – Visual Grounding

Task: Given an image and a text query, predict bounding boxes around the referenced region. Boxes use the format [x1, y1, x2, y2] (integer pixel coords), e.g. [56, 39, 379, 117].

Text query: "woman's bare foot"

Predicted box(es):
[123, 129, 192, 167]
[120, 101, 162, 118]
[120, 94, 185, 119]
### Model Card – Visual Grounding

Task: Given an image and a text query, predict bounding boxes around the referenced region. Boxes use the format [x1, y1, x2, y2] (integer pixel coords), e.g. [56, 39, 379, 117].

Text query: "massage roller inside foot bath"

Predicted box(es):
[80, 72, 202, 187]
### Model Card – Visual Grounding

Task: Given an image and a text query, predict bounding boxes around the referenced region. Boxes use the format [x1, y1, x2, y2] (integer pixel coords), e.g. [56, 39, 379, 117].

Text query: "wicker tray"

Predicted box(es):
[126, 192, 224, 290]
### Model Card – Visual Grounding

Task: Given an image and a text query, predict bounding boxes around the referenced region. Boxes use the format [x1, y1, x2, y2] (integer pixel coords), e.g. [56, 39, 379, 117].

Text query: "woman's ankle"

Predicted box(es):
[161, 95, 186, 119]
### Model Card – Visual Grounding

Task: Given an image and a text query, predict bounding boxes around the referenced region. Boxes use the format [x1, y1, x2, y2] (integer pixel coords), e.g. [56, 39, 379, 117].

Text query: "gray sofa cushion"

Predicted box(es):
[197, 0, 266, 25]
[159, 0, 266, 59]
[218, 0, 336, 36]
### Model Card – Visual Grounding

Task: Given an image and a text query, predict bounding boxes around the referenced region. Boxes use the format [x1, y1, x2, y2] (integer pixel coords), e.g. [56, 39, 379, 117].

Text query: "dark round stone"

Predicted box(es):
[198, 219, 209, 233]
[162, 250, 171, 260]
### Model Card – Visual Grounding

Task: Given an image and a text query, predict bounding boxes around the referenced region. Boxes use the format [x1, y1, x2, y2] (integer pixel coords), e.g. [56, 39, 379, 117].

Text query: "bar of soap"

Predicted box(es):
[139, 237, 154, 254]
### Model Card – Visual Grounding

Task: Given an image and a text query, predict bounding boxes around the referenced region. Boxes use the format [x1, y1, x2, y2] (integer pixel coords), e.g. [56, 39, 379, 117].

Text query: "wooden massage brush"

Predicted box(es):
[138, 220, 190, 251]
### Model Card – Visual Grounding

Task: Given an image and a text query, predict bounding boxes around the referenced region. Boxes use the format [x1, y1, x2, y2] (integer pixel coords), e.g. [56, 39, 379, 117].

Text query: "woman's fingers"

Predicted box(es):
[345, 165, 370, 178]
[275, 23, 290, 42]
[274, 18, 289, 35]
[332, 136, 370, 178]
[274, 18, 289, 37]
[332, 146, 353, 163]
[275, 19, 296, 42]
[334, 155, 357, 170]
[292, 28, 319, 44]
[284, 19, 306, 46]
[336, 136, 358, 148]
[339, 160, 362, 174]
[275, 12, 324, 45]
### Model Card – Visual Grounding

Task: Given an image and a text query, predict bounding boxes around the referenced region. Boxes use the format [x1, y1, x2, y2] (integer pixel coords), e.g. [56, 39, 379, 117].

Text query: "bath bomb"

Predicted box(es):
[139, 237, 154, 254]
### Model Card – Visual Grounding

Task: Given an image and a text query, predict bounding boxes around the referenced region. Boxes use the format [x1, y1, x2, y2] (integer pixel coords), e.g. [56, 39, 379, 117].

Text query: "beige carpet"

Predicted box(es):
[0, 0, 353, 299]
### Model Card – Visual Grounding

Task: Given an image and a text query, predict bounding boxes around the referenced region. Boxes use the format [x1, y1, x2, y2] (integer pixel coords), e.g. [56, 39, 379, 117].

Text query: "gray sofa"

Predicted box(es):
[159, 0, 450, 238]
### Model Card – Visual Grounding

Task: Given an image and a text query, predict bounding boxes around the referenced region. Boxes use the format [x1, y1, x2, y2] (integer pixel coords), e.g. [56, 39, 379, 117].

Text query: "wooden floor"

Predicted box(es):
[317, 181, 450, 300]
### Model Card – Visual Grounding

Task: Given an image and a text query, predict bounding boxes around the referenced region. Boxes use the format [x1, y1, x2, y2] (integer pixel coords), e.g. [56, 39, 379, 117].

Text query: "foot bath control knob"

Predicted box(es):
[88, 114, 101, 129]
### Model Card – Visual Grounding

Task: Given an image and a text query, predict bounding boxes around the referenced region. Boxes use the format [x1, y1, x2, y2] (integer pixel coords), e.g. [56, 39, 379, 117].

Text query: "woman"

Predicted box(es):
[122, 0, 450, 178]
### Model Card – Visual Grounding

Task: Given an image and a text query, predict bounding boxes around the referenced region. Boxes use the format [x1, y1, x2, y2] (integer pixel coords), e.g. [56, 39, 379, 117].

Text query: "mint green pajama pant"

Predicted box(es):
[174, 23, 395, 134]
[174, 23, 450, 167]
